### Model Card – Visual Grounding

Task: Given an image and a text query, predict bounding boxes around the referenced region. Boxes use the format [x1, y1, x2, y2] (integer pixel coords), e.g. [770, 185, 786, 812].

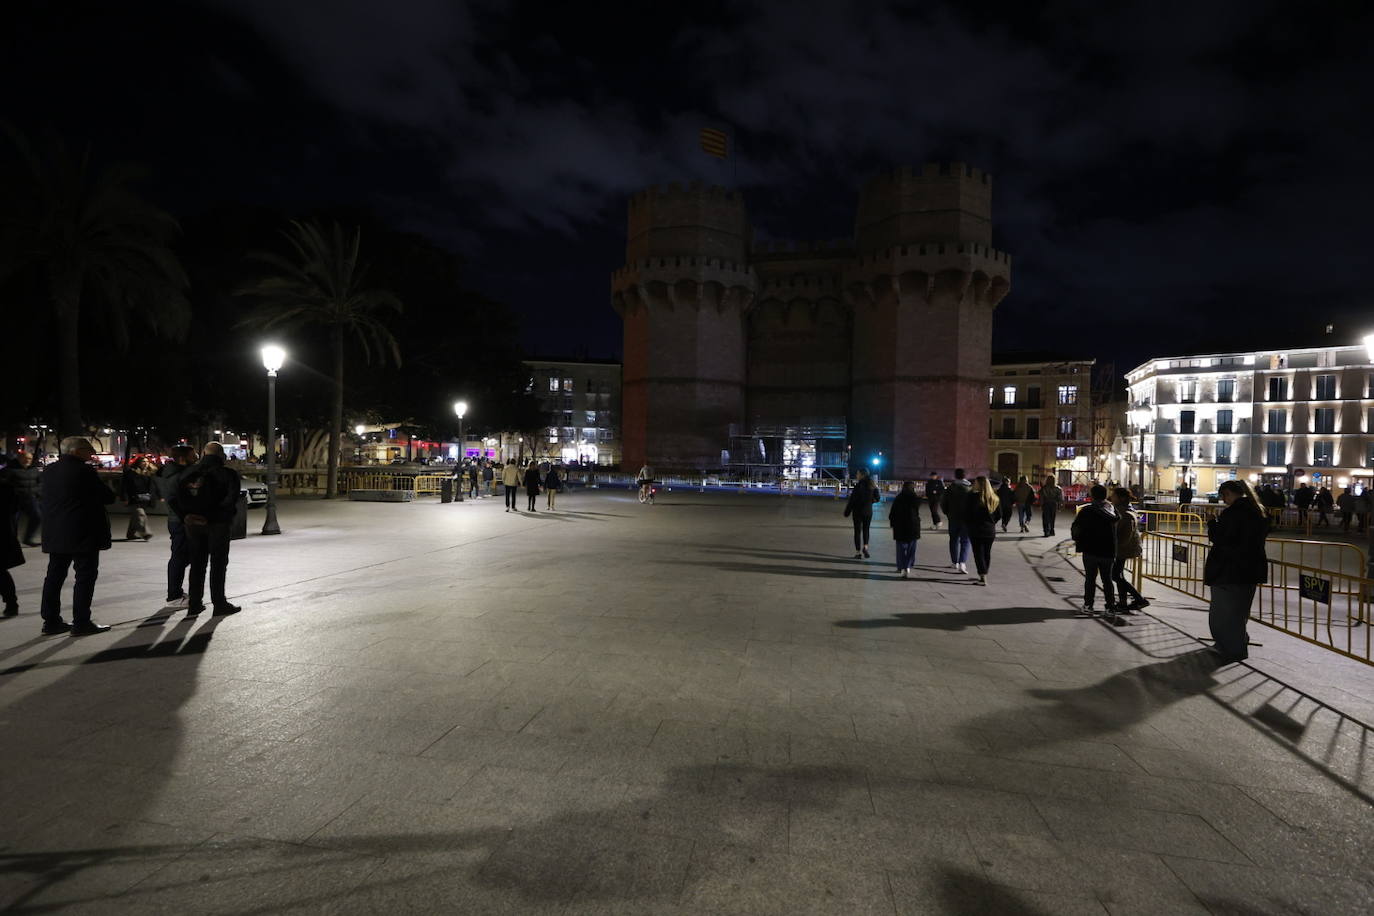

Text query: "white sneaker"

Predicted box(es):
[957, 562, 967, 574]
[900, 569, 909, 579]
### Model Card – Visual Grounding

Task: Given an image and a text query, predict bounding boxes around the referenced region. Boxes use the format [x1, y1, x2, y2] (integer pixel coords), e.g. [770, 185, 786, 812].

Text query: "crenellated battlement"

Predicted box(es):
[853, 241, 1011, 267]
[612, 256, 755, 281]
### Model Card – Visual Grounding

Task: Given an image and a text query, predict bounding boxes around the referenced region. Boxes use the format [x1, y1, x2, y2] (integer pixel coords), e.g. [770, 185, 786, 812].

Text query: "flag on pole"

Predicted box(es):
[700, 127, 729, 159]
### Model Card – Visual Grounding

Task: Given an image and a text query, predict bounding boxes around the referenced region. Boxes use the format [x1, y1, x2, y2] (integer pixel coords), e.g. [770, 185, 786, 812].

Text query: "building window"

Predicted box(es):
[1026, 417, 1040, 439]
[1055, 447, 1075, 459]
[1367, 375, 1374, 398]
[1027, 387, 1041, 408]
[1313, 441, 1334, 467]
[1367, 407, 1374, 433]
[1266, 441, 1286, 466]
[1217, 379, 1235, 402]
[548, 377, 560, 392]
[1057, 385, 1078, 405]
[585, 411, 597, 425]
[988, 387, 994, 405]
[1314, 374, 1336, 399]
[1314, 407, 1336, 434]
[1179, 410, 1195, 434]
[1267, 408, 1286, 434]
[1178, 439, 1195, 462]
[1003, 385, 1017, 405]
[1057, 417, 1076, 439]
[1268, 377, 1287, 401]
[1216, 440, 1232, 464]
[1178, 380, 1197, 403]
[1368, 442, 1374, 467]
[1216, 409, 1233, 434]
[599, 429, 613, 441]
[1001, 418, 1016, 438]
[563, 378, 574, 392]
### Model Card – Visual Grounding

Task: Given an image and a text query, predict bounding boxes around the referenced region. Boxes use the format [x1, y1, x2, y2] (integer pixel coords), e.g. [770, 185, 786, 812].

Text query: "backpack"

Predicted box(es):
[177, 465, 228, 519]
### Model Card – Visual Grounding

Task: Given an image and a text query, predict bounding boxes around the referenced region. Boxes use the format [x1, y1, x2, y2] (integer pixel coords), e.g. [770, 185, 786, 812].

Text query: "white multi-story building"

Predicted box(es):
[1123, 342, 1374, 495]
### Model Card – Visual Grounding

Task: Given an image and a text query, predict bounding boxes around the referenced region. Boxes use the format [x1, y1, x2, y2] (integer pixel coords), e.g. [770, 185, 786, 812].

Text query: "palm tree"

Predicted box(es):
[238, 219, 401, 498]
[0, 126, 189, 435]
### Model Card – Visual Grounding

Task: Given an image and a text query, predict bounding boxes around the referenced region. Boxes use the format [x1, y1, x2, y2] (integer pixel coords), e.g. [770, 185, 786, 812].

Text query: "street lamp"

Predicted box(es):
[260, 344, 286, 535]
[1130, 407, 1152, 496]
[453, 401, 468, 502]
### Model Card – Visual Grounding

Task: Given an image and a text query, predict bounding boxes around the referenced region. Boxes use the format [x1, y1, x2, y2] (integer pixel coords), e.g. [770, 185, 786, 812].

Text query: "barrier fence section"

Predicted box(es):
[1138, 530, 1372, 666]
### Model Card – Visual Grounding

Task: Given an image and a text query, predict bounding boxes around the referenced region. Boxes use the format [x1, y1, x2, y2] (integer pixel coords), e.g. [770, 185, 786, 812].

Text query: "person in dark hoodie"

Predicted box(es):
[153, 445, 198, 607]
[996, 478, 1016, 532]
[888, 480, 921, 578]
[1071, 484, 1118, 614]
[1203, 479, 1269, 663]
[169, 442, 242, 616]
[925, 472, 944, 530]
[843, 468, 878, 559]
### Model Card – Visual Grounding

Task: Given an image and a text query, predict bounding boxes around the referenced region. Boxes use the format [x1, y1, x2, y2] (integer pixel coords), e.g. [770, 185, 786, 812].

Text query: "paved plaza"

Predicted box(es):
[1, 488, 1372, 914]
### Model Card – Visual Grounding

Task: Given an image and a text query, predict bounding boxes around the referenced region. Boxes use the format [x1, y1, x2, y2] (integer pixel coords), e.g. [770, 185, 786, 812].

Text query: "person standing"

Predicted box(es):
[1039, 475, 1064, 537]
[501, 461, 521, 512]
[1356, 488, 1371, 536]
[1337, 487, 1355, 532]
[1204, 479, 1269, 663]
[468, 460, 481, 499]
[940, 468, 973, 573]
[996, 478, 1015, 532]
[1293, 483, 1314, 529]
[1013, 475, 1035, 533]
[1109, 487, 1149, 612]
[888, 480, 921, 577]
[545, 464, 562, 510]
[153, 445, 198, 607]
[843, 468, 878, 559]
[964, 476, 999, 585]
[1179, 482, 1195, 506]
[524, 461, 542, 512]
[1, 470, 22, 617]
[1071, 484, 1118, 614]
[925, 472, 944, 530]
[38, 437, 115, 636]
[483, 460, 495, 497]
[170, 442, 242, 616]
[5, 451, 43, 546]
[122, 456, 156, 541]
[1315, 486, 1334, 528]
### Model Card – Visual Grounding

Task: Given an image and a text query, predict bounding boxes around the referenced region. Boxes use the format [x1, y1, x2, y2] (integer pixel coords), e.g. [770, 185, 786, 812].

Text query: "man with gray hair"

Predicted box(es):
[39, 437, 115, 636]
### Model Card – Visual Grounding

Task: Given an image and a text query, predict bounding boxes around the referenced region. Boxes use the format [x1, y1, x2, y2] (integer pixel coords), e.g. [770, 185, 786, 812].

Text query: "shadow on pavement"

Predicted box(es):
[834, 606, 1079, 631]
[667, 558, 896, 582]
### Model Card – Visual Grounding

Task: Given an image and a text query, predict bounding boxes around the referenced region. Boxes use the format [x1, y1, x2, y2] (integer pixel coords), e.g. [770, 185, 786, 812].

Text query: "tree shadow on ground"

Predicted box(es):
[834, 606, 1080, 632]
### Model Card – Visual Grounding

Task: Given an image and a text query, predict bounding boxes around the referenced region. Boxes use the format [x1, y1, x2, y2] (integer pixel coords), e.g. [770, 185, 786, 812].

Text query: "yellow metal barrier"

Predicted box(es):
[413, 474, 449, 495]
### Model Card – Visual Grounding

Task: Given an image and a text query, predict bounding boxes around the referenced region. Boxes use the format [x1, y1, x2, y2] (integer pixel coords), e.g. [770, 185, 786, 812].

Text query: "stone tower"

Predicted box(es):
[611, 182, 757, 470]
[846, 163, 1011, 479]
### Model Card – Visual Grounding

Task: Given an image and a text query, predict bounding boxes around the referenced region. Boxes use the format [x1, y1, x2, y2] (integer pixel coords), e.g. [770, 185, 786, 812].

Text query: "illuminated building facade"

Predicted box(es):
[524, 358, 622, 466]
[986, 358, 1099, 485]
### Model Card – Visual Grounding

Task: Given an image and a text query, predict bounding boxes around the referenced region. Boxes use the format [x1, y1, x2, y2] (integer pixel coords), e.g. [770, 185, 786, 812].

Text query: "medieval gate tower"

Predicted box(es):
[611, 163, 1011, 479]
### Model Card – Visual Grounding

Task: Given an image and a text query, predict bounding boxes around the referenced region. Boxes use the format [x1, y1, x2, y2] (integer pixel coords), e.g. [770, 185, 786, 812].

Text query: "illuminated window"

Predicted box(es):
[988, 387, 994, 405]
[1002, 386, 1016, 405]
[549, 377, 560, 392]
[1057, 385, 1078, 405]
[1216, 440, 1232, 463]
[1217, 379, 1235, 402]
[1313, 441, 1334, 467]
[1178, 439, 1195, 462]
[1055, 446, 1075, 459]
[1267, 409, 1286, 434]
[1178, 380, 1197, 403]
[1314, 374, 1336, 399]
[585, 411, 597, 424]
[1057, 417, 1076, 439]
[563, 378, 574, 392]
[1216, 410, 1233, 434]
[1266, 441, 1285, 466]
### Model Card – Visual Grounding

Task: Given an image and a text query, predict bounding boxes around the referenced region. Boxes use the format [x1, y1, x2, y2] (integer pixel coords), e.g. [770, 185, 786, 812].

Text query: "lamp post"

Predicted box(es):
[1364, 335, 1374, 589]
[1130, 407, 1152, 498]
[453, 401, 467, 501]
[354, 424, 366, 465]
[260, 344, 286, 535]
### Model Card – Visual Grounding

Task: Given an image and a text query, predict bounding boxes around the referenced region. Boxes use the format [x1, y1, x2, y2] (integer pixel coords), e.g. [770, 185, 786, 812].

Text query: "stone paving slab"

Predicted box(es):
[1, 489, 1372, 914]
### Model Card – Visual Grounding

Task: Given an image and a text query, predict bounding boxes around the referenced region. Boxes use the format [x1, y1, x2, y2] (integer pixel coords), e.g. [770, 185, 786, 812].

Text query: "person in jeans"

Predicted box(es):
[1039, 476, 1064, 537]
[925, 472, 944, 530]
[843, 468, 878, 559]
[1013, 476, 1036, 532]
[122, 455, 156, 541]
[38, 437, 115, 636]
[1109, 488, 1149, 612]
[169, 442, 242, 616]
[154, 445, 198, 606]
[964, 476, 1000, 585]
[1204, 479, 1269, 663]
[501, 461, 521, 511]
[1071, 484, 1118, 614]
[940, 468, 973, 573]
[996, 478, 1016, 532]
[888, 480, 921, 577]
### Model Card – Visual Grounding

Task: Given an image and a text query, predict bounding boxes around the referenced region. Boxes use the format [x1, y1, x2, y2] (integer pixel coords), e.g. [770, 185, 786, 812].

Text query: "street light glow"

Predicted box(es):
[1364, 333, 1374, 362]
[355, 424, 365, 436]
[454, 400, 468, 419]
[261, 344, 287, 374]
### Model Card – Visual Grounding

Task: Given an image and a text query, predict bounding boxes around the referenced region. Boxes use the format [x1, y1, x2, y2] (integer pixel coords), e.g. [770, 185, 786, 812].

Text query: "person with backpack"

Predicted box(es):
[940, 468, 973, 573]
[169, 442, 242, 616]
[1071, 484, 1118, 614]
[843, 468, 879, 559]
[888, 480, 922, 577]
[153, 445, 198, 607]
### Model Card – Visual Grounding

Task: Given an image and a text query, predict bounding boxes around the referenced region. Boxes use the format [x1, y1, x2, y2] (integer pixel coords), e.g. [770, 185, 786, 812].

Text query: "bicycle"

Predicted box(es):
[637, 480, 656, 504]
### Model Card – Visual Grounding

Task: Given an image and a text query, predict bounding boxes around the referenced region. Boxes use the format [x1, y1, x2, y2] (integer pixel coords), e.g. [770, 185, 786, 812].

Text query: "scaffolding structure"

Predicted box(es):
[724, 418, 848, 481]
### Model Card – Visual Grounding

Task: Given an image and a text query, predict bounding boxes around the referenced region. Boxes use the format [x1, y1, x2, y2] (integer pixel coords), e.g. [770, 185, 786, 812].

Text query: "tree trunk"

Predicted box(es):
[53, 276, 83, 438]
[327, 324, 344, 498]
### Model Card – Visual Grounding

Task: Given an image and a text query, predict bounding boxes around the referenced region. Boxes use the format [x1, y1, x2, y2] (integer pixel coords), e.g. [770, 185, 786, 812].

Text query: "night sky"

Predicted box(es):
[7, 0, 1374, 375]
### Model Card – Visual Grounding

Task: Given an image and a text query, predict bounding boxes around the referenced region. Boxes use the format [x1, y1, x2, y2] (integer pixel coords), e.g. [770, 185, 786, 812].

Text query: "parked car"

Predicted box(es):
[241, 480, 269, 508]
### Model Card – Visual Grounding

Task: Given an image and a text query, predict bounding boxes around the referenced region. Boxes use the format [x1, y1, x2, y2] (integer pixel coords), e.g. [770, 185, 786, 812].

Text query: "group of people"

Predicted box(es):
[491, 460, 565, 512]
[845, 468, 1067, 585]
[1, 437, 245, 636]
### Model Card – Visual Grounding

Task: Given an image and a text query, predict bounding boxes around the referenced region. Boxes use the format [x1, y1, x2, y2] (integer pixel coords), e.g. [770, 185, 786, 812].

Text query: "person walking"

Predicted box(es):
[4, 451, 43, 546]
[964, 476, 999, 585]
[843, 468, 878, 559]
[1337, 487, 1355, 532]
[122, 455, 156, 541]
[501, 461, 521, 512]
[1, 470, 22, 617]
[996, 478, 1015, 532]
[1356, 488, 1371, 535]
[925, 472, 944, 530]
[469, 460, 482, 499]
[1109, 487, 1149, 612]
[545, 464, 562, 510]
[37, 437, 115, 636]
[1040, 475, 1064, 537]
[1071, 484, 1118, 614]
[889, 480, 921, 577]
[1013, 475, 1036, 533]
[1204, 479, 1269, 663]
[169, 442, 242, 616]
[940, 468, 973, 573]
[1315, 486, 1334, 528]
[523, 461, 542, 512]
[153, 445, 197, 607]
[1293, 483, 1314, 529]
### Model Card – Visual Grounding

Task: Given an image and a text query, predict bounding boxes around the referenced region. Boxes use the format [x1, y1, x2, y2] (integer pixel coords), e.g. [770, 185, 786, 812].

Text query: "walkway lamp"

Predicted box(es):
[260, 344, 286, 535]
[1130, 407, 1152, 496]
[454, 401, 468, 501]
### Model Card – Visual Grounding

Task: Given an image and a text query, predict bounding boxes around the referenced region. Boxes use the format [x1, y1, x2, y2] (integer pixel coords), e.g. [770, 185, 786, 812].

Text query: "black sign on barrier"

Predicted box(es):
[1300, 574, 1331, 605]
[1172, 543, 1189, 563]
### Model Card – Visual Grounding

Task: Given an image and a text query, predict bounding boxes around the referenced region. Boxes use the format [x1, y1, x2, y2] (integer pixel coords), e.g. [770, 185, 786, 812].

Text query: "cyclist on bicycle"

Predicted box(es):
[636, 464, 655, 501]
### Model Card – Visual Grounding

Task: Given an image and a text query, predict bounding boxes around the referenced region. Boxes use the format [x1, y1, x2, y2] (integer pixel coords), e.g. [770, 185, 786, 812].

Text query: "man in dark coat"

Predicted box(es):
[1, 471, 23, 616]
[4, 450, 42, 546]
[1070, 484, 1118, 614]
[153, 445, 198, 607]
[169, 442, 242, 616]
[940, 469, 972, 572]
[925, 473, 944, 529]
[38, 437, 115, 636]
